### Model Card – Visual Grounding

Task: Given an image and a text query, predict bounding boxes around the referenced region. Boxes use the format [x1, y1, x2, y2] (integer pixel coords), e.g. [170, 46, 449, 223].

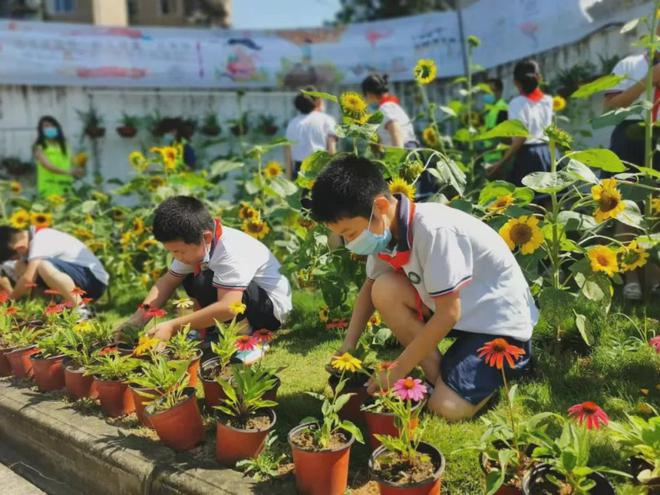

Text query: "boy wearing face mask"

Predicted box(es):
[310, 156, 537, 421]
[114, 196, 291, 353]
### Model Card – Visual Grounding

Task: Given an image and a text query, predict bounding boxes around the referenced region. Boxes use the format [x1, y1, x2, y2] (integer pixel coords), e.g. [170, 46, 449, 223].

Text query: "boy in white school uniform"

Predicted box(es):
[310, 156, 537, 421]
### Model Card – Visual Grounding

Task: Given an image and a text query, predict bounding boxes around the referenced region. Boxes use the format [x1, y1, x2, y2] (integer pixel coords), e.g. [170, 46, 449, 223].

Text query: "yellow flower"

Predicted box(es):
[340, 91, 368, 123]
[91, 191, 109, 203]
[499, 215, 544, 255]
[174, 297, 194, 310]
[230, 301, 247, 316]
[238, 203, 260, 221]
[652, 197, 660, 215]
[619, 240, 649, 272]
[85, 239, 106, 253]
[422, 126, 439, 147]
[138, 238, 158, 251]
[552, 95, 567, 112]
[134, 334, 160, 356]
[9, 181, 22, 194]
[241, 218, 270, 239]
[128, 151, 147, 170]
[591, 178, 625, 223]
[46, 194, 65, 205]
[120, 231, 133, 246]
[73, 152, 88, 167]
[73, 321, 93, 334]
[319, 306, 329, 323]
[9, 209, 30, 229]
[414, 58, 437, 85]
[488, 194, 514, 214]
[160, 146, 178, 171]
[389, 177, 415, 201]
[132, 217, 145, 236]
[331, 352, 362, 373]
[369, 312, 382, 327]
[73, 227, 93, 240]
[587, 245, 619, 277]
[30, 212, 52, 229]
[148, 175, 166, 190]
[264, 161, 283, 178]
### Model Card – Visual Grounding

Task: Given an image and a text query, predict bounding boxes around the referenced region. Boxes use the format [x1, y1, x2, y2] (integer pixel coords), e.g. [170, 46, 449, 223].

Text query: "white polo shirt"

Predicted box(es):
[28, 228, 109, 285]
[285, 111, 337, 163]
[606, 53, 657, 121]
[366, 198, 537, 341]
[378, 101, 417, 147]
[508, 94, 553, 144]
[169, 226, 292, 324]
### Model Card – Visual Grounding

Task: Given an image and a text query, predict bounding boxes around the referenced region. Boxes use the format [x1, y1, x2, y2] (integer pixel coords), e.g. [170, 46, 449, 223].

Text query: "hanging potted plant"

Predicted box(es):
[30, 329, 67, 392]
[141, 357, 205, 451]
[214, 364, 278, 466]
[84, 351, 140, 417]
[257, 114, 279, 136]
[77, 107, 106, 139]
[5, 326, 43, 379]
[59, 320, 108, 400]
[229, 113, 249, 136]
[288, 351, 365, 495]
[165, 325, 202, 387]
[201, 112, 222, 137]
[368, 376, 445, 495]
[116, 113, 140, 138]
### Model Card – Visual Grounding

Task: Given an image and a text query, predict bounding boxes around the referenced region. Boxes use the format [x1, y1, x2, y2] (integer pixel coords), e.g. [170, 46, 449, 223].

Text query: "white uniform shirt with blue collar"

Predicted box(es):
[507, 94, 553, 145]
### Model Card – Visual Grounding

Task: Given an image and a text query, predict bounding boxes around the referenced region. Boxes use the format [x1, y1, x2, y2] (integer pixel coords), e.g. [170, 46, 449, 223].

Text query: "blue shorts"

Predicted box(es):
[40, 258, 106, 301]
[440, 330, 532, 405]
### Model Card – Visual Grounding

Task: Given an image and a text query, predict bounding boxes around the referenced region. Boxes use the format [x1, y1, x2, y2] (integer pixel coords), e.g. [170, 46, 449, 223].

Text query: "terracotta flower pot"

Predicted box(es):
[64, 364, 96, 399]
[522, 464, 614, 495]
[288, 423, 355, 495]
[146, 388, 204, 451]
[30, 353, 65, 392]
[263, 375, 281, 402]
[200, 357, 228, 408]
[116, 125, 137, 138]
[0, 345, 17, 376]
[95, 377, 135, 417]
[216, 408, 276, 466]
[7, 345, 39, 379]
[369, 442, 446, 495]
[362, 398, 425, 451]
[130, 386, 156, 428]
[479, 451, 524, 495]
[328, 373, 369, 424]
[185, 349, 203, 387]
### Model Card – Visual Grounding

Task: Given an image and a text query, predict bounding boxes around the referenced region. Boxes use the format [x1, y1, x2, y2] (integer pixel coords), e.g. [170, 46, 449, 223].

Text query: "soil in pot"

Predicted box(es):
[328, 371, 370, 424]
[216, 409, 276, 465]
[146, 388, 204, 451]
[0, 346, 17, 376]
[289, 423, 355, 495]
[7, 345, 39, 378]
[30, 353, 65, 392]
[64, 364, 96, 399]
[523, 464, 615, 495]
[95, 377, 135, 417]
[362, 396, 424, 450]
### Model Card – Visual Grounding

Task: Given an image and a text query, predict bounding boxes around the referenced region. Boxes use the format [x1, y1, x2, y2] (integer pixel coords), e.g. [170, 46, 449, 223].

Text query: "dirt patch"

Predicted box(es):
[372, 452, 438, 486]
[225, 412, 272, 431]
[290, 427, 349, 451]
[201, 362, 233, 382]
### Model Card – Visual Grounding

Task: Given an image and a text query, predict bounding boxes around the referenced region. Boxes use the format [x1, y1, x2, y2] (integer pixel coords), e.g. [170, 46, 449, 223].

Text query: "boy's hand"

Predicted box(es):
[112, 318, 143, 343]
[147, 320, 177, 341]
[367, 367, 403, 396]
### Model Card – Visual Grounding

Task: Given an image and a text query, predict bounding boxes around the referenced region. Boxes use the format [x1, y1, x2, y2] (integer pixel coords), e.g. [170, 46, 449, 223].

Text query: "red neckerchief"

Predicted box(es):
[522, 87, 544, 102]
[194, 219, 223, 276]
[379, 94, 401, 106]
[377, 194, 415, 270]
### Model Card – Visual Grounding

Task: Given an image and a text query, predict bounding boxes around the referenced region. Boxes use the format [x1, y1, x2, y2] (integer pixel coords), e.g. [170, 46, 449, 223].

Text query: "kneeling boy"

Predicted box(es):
[115, 196, 292, 347]
[310, 156, 537, 421]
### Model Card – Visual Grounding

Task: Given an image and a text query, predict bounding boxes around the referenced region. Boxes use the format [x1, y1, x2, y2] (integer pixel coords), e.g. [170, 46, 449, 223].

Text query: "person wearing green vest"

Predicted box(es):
[157, 117, 197, 169]
[482, 78, 509, 165]
[33, 116, 84, 198]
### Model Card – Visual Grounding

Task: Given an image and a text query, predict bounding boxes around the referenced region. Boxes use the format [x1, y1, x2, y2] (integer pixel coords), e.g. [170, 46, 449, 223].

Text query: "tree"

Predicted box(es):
[333, 0, 471, 24]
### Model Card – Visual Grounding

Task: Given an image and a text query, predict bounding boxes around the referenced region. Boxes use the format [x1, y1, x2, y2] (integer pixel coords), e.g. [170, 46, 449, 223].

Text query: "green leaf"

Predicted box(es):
[571, 74, 626, 99]
[637, 166, 660, 179]
[574, 312, 594, 346]
[210, 159, 244, 176]
[301, 90, 338, 103]
[591, 105, 645, 129]
[620, 18, 640, 34]
[557, 211, 597, 231]
[366, 111, 384, 125]
[522, 171, 575, 193]
[474, 119, 529, 141]
[561, 448, 578, 471]
[513, 187, 535, 205]
[539, 287, 576, 328]
[340, 421, 364, 444]
[617, 200, 643, 228]
[563, 159, 599, 184]
[572, 466, 593, 477]
[569, 149, 625, 173]
[485, 469, 505, 495]
[439, 105, 457, 117]
[478, 180, 514, 205]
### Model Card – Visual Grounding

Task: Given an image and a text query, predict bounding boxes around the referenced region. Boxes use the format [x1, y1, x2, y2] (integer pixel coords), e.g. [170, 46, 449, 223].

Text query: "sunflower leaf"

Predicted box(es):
[522, 171, 575, 193]
[474, 119, 529, 141]
[616, 200, 643, 228]
[568, 149, 626, 173]
[574, 311, 594, 346]
[571, 74, 626, 99]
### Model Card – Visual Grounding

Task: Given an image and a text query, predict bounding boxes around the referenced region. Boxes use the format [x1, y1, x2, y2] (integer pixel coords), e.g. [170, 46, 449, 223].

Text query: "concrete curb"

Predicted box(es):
[0, 379, 266, 495]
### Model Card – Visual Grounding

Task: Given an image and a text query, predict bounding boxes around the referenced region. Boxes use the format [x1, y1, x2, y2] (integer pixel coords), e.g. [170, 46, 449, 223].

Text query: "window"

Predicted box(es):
[159, 0, 178, 15]
[52, 0, 75, 13]
[127, 0, 139, 18]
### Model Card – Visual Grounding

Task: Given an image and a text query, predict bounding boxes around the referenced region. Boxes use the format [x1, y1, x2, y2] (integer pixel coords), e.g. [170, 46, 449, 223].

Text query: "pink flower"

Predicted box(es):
[235, 335, 257, 352]
[393, 377, 427, 402]
[253, 329, 274, 344]
[568, 401, 609, 430]
[650, 336, 660, 353]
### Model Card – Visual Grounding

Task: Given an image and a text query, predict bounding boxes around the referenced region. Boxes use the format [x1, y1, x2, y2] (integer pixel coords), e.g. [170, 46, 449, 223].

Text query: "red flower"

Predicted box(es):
[377, 361, 398, 372]
[71, 287, 87, 296]
[63, 301, 75, 309]
[253, 329, 274, 344]
[477, 338, 526, 370]
[144, 306, 166, 318]
[325, 319, 349, 330]
[568, 401, 609, 430]
[235, 335, 257, 352]
[5, 306, 18, 315]
[82, 297, 93, 305]
[43, 289, 61, 297]
[0, 291, 8, 304]
[44, 303, 65, 315]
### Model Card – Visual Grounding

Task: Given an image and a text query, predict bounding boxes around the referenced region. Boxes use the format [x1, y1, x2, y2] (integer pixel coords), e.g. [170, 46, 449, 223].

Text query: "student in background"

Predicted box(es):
[284, 87, 337, 180]
[158, 118, 197, 169]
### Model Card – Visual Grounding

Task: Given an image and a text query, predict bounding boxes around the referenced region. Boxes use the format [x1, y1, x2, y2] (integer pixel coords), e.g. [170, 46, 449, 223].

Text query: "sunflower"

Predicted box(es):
[73, 227, 93, 240]
[389, 177, 415, 201]
[9, 209, 30, 229]
[422, 126, 439, 147]
[46, 194, 65, 205]
[85, 239, 106, 253]
[401, 160, 425, 182]
[652, 197, 660, 215]
[132, 217, 145, 236]
[319, 305, 329, 323]
[9, 181, 21, 194]
[148, 176, 166, 190]
[238, 203, 260, 221]
[241, 218, 270, 239]
[552, 95, 567, 112]
[413, 58, 437, 85]
[340, 91, 368, 123]
[111, 208, 126, 221]
[619, 240, 649, 272]
[587, 245, 618, 277]
[128, 151, 147, 170]
[120, 231, 133, 247]
[591, 178, 625, 223]
[30, 212, 53, 229]
[138, 238, 158, 251]
[488, 194, 514, 214]
[499, 215, 544, 255]
[160, 146, 178, 171]
[264, 161, 283, 178]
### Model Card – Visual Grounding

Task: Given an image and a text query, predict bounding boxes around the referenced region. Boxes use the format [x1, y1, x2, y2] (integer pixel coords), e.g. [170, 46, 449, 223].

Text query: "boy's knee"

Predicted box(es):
[35, 259, 52, 276]
[428, 390, 476, 422]
[371, 272, 406, 309]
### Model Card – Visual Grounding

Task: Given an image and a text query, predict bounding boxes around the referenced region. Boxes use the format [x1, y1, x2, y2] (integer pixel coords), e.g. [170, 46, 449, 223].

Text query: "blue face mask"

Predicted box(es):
[345, 206, 392, 256]
[43, 127, 59, 139]
[482, 94, 496, 105]
[162, 132, 176, 144]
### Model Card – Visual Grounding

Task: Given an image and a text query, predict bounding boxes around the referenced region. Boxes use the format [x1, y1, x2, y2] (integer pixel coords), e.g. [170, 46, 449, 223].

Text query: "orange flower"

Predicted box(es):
[477, 338, 525, 369]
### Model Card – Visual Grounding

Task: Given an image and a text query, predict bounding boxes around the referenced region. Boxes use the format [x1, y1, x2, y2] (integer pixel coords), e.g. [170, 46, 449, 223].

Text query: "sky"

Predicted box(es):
[232, 0, 342, 30]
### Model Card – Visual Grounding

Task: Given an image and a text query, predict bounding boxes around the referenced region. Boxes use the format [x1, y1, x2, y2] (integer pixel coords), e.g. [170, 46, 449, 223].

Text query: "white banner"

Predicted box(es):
[0, 0, 653, 89]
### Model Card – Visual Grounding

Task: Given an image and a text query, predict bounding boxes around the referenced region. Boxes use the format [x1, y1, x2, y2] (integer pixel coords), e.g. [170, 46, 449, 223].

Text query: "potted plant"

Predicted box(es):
[59, 321, 107, 400]
[84, 351, 140, 417]
[181, 117, 197, 138]
[5, 326, 43, 379]
[201, 112, 221, 136]
[0, 301, 20, 376]
[140, 357, 205, 451]
[165, 325, 202, 386]
[257, 114, 279, 136]
[288, 352, 364, 495]
[30, 330, 67, 392]
[368, 376, 445, 495]
[214, 364, 278, 466]
[116, 113, 139, 138]
[77, 107, 105, 139]
[229, 113, 249, 137]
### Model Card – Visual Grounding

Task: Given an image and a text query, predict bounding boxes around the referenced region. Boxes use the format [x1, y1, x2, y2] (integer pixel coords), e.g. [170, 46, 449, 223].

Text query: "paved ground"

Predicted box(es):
[0, 463, 46, 495]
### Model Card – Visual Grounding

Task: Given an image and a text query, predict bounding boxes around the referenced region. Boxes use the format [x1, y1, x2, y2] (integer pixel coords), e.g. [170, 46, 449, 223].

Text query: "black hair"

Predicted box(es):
[152, 196, 214, 244]
[294, 86, 318, 114]
[513, 59, 540, 94]
[361, 73, 389, 96]
[34, 115, 67, 155]
[310, 155, 390, 223]
[0, 226, 21, 263]
[487, 78, 503, 93]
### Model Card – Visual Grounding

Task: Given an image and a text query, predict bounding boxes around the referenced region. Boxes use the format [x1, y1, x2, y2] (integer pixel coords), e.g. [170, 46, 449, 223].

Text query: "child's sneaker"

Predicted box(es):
[235, 345, 266, 365]
[76, 304, 94, 321]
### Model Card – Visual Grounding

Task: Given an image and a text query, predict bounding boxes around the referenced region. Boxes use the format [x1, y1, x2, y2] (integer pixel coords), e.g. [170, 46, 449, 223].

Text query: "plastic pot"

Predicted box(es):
[328, 373, 369, 424]
[6, 345, 39, 378]
[362, 398, 425, 451]
[288, 423, 355, 495]
[201, 125, 221, 137]
[85, 127, 105, 139]
[200, 357, 227, 408]
[263, 374, 281, 402]
[64, 364, 96, 399]
[369, 442, 445, 495]
[94, 377, 134, 417]
[30, 353, 65, 392]
[145, 388, 204, 451]
[116, 125, 137, 138]
[0, 345, 17, 376]
[185, 349, 203, 387]
[216, 408, 276, 466]
[479, 448, 525, 495]
[522, 464, 615, 495]
[130, 386, 156, 428]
